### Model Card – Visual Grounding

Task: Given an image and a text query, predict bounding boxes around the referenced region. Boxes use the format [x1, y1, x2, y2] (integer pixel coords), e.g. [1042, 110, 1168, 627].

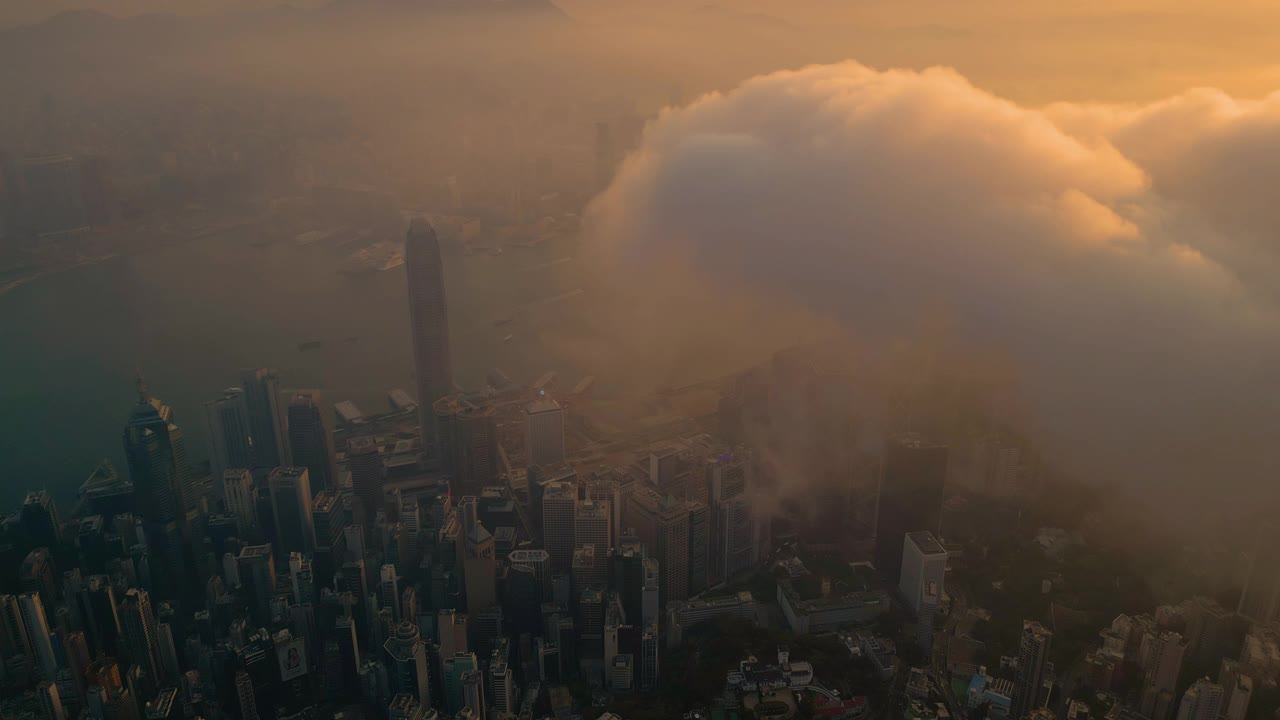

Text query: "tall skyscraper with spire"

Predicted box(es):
[405, 219, 453, 460]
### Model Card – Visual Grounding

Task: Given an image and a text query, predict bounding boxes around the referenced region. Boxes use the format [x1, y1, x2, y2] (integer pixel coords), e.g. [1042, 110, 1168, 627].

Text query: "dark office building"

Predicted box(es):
[874, 434, 948, 582]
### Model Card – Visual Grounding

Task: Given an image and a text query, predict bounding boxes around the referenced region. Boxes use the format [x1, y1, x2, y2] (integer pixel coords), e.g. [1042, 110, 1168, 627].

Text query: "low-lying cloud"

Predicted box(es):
[585, 62, 1280, 514]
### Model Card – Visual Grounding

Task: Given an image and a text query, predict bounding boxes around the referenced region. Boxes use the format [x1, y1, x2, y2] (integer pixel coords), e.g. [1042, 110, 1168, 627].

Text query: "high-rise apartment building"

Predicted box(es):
[1011, 620, 1052, 720]
[875, 434, 948, 582]
[405, 220, 453, 458]
[1176, 678, 1224, 720]
[203, 388, 253, 492]
[287, 391, 337, 493]
[900, 531, 947, 616]
[239, 368, 289, 468]
[1140, 631, 1187, 720]
[269, 467, 315, 557]
[524, 398, 565, 467]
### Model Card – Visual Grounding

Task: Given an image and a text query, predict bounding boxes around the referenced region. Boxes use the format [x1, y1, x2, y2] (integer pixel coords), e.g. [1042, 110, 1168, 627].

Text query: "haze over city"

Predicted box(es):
[0, 3, 1278, 720]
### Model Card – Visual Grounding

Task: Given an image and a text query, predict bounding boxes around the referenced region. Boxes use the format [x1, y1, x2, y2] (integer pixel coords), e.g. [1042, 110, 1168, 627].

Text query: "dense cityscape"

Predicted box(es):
[3, 3, 1280, 720]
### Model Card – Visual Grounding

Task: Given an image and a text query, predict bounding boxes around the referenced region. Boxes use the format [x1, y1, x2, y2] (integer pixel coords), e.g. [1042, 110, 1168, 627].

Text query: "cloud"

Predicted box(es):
[584, 61, 1280, 511]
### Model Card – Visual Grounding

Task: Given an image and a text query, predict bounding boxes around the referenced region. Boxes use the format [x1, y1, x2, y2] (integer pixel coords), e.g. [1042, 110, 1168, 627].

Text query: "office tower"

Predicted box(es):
[1238, 523, 1280, 623]
[237, 545, 276, 627]
[875, 434, 948, 581]
[311, 490, 347, 583]
[0, 594, 33, 679]
[542, 482, 578, 575]
[900, 531, 947, 616]
[222, 469, 256, 535]
[348, 436, 385, 527]
[510, 549, 553, 600]
[490, 659, 515, 716]
[21, 549, 59, 613]
[640, 622, 660, 691]
[435, 395, 498, 497]
[405, 219, 453, 457]
[118, 589, 159, 689]
[457, 499, 497, 613]
[687, 502, 709, 594]
[289, 553, 316, 607]
[269, 468, 315, 556]
[20, 593, 58, 681]
[625, 488, 690, 606]
[524, 398, 565, 467]
[1184, 597, 1235, 666]
[21, 491, 61, 548]
[976, 437, 1022, 498]
[85, 657, 136, 720]
[203, 389, 253, 492]
[1141, 631, 1187, 720]
[528, 464, 577, 535]
[387, 693, 428, 720]
[123, 379, 198, 597]
[443, 652, 478, 715]
[648, 448, 681, 497]
[287, 391, 337, 493]
[155, 623, 179, 683]
[460, 670, 485, 718]
[720, 496, 757, 580]
[1176, 679, 1223, 720]
[235, 670, 259, 720]
[1011, 620, 1052, 720]
[575, 500, 612, 589]
[240, 369, 289, 468]
[400, 497, 423, 571]
[82, 577, 122, 658]
[383, 621, 430, 708]
[379, 565, 401, 620]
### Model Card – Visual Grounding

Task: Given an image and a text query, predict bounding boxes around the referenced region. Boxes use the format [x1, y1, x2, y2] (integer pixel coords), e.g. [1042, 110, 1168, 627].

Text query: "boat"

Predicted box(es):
[298, 340, 324, 351]
[503, 334, 514, 343]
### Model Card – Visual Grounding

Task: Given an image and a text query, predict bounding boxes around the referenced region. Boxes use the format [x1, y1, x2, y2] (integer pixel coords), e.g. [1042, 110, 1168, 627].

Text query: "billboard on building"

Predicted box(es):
[277, 638, 307, 681]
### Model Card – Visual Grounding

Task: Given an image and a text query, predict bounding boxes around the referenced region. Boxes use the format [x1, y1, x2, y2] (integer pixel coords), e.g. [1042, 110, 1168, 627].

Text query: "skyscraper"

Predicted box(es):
[240, 369, 289, 469]
[625, 488, 690, 606]
[575, 500, 612, 590]
[875, 435, 948, 582]
[524, 398, 565, 467]
[1237, 523, 1280, 623]
[434, 395, 498, 497]
[287, 391, 337, 494]
[542, 482, 578, 575]
[20, 491, 61, 548]
[405, 219, 453, 458]
[1141, 631, 1187, 720]
[1011, 620, 1052, 720]
[222, 469, 256, 535]
[19, 593, 57, 682]
[899, 531, 947, 616]
[118, 589, 160, 689]
[687, 502, 709, 594]
[383, 621, 430, 708]
[348, 436, 385, 527]
[237, 545, 276, 627]
[268, 468, 315, 556]
[457, 498, 497, 613]
[235, 670, 259, 720]
[203, 388, 253, 492]
[123, 378, 198, 598]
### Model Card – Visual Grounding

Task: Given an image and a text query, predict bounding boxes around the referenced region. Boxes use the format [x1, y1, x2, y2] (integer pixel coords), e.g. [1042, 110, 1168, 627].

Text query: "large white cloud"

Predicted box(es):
[585, 61, 1280, 508]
